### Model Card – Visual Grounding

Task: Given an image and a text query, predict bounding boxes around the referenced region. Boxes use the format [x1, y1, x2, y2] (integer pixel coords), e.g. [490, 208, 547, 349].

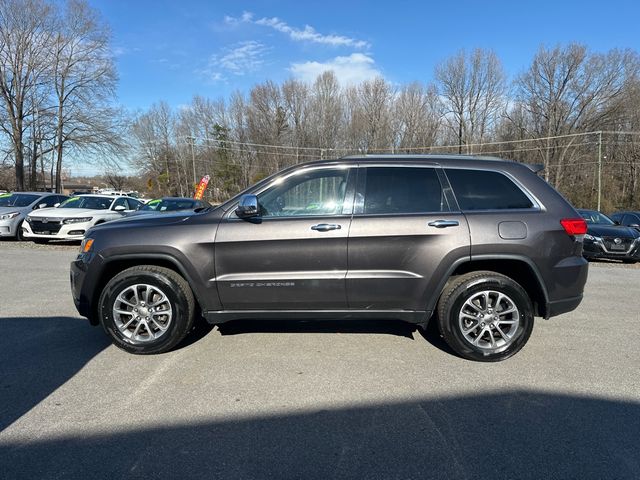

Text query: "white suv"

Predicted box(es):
[23, 195, 142, 242]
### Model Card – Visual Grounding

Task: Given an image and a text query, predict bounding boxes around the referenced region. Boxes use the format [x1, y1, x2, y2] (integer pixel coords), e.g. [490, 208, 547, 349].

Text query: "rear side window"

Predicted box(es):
[445, 169, 533, 210]
[363, 167, 445, 214]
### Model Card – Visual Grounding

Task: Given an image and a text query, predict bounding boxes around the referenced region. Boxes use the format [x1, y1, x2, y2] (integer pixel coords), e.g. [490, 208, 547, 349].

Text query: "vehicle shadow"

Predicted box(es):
[217, 318, 416, 339]
[1, 390, 638, 479]
[0, 316, 110, 431]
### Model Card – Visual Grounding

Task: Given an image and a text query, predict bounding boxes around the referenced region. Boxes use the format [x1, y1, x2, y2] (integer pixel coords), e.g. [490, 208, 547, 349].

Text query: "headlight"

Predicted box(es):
[0, 212, 19, 220]
[63, 217, 92, 224]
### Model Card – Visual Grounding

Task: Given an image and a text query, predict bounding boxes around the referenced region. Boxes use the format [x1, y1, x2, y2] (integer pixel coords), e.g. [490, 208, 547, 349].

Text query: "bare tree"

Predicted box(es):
[435, 49, 506, 153]
[514, 44, 638, 187]
[393, 82, 442, 152]
[0, 0, 54, 190]
[50, 0, 118, 192]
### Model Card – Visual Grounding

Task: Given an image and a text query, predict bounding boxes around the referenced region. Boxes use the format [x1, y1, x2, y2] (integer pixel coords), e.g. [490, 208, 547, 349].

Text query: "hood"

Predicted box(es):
[125, 209, 198, 218]
[28, 208, 103, 219]
[90, 211, 194, 231]
[587, 224, 640, 239]
[0, 205, 31, 215]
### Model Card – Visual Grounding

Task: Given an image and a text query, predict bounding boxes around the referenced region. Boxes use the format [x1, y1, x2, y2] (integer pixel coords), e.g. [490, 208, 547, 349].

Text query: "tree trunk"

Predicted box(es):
[55, 103, 64, 193]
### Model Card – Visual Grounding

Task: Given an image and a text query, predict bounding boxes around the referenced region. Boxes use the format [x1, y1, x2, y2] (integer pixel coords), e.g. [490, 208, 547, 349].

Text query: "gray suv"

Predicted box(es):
[71, 155, 589, 361]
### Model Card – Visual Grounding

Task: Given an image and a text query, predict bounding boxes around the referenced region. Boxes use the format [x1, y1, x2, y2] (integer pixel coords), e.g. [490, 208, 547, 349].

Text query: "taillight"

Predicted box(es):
[560, 218, 587, 236]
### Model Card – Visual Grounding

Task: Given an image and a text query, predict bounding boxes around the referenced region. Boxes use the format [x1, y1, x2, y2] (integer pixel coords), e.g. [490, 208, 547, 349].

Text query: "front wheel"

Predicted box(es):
[437, 271, 534, 362]
[98, 265, 195, 354]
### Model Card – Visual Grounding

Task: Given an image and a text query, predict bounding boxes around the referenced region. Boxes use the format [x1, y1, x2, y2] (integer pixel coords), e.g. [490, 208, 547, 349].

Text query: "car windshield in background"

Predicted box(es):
[579, 210, 615, 225]
[58, 196, 113, 210]
[0, 193, 40, 207]
[141, 199, 197, 212]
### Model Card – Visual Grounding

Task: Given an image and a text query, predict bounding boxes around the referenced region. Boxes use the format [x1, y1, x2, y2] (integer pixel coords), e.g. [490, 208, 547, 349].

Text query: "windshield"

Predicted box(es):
[58, 196, 113, 210]
[0, 193, 40, 207]
[579, 210, 615, 225]
[141, 198, 197, 212]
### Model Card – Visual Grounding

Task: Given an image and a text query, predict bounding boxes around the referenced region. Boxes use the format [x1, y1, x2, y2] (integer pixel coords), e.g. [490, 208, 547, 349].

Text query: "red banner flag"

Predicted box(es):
[194, 175, 210, 200]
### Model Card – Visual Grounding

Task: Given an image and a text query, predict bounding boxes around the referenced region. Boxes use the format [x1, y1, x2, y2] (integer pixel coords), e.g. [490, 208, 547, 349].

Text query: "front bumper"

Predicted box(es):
[583, 238, 640, 261]
[71, 251, 102, 324]
[23, 219, 90, 240]
[0, 216, 21, 237]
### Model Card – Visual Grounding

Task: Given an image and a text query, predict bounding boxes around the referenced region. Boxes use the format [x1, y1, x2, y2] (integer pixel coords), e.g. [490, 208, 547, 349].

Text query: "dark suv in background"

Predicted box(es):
[71, 155, 589, 362]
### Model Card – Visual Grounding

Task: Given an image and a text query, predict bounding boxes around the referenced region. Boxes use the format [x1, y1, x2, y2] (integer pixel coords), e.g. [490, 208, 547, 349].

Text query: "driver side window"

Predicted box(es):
[258, 168, 350, 218]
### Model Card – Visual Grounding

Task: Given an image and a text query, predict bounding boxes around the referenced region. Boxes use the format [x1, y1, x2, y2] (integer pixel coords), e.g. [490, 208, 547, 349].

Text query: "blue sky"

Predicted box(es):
[92, 0, 640, 111]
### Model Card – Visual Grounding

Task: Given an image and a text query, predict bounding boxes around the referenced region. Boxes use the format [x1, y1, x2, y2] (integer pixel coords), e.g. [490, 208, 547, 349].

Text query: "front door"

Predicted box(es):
[215, 166, 355, 310]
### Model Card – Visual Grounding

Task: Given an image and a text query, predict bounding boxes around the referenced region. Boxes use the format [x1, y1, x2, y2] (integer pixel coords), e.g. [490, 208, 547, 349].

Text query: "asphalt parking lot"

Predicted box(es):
[0, 241, 639, 480]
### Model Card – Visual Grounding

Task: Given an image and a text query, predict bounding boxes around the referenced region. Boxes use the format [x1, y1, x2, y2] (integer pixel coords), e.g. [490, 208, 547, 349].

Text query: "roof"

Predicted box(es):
[292, 154, 543, 172]
[74, 194, 121, 199]
[6, 191, 56, 196]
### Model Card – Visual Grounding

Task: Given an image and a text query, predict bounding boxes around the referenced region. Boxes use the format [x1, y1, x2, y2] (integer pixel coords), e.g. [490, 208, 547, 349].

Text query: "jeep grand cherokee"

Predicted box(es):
[70, 155, 588, 361]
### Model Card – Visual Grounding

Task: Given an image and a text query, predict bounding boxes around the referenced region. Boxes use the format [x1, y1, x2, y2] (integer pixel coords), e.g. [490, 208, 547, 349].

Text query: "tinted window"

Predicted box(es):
[38, 195, 59, 208]
[141, 198, 196, 212]
[623, 214, 640, 226]
[579, 210, 615, 225]
[112, 197, 130, 210]
[0, 193, 40, 207]
[363, 167, 445, 214]
[59, 196, 112, 210]
[445, 169, 533, 210]
[258, 168, 350, 217]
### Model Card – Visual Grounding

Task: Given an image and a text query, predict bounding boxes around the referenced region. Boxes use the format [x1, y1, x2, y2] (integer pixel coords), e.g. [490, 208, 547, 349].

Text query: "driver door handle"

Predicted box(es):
[311, 223, 342, 232]
[428, 220, 459, 228]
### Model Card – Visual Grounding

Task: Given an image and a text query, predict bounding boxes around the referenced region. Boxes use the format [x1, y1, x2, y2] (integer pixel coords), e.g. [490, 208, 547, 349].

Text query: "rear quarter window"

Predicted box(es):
[445, 169, 533, 210]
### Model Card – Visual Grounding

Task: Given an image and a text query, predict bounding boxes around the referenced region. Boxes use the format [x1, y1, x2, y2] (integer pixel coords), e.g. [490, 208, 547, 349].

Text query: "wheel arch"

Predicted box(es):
[429, 255, 550, 319]
[90, 254, 206, 325]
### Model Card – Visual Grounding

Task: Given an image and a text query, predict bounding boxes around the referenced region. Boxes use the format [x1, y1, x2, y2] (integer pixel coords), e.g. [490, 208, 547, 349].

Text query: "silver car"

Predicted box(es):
[0, 192, 68, 240]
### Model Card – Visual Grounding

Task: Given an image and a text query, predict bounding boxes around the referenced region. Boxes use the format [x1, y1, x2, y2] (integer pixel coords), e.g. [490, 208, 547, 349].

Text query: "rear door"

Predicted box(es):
[215, 166, 356, 310]
[347, 165, 470, 311]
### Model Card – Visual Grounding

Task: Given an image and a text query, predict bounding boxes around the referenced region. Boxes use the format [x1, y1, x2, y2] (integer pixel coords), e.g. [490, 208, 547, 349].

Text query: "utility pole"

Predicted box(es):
[188, 136, 197, 186]
[597, 131, 602, 211]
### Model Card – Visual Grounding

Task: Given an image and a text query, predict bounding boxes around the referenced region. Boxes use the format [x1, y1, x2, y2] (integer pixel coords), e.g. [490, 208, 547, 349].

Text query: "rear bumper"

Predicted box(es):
[547, 294, 584, 317]
[544, 255, 589, 319]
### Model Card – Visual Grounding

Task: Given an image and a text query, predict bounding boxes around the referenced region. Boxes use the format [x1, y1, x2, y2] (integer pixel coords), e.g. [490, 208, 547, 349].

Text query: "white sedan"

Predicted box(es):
[22, 194, 142, 242]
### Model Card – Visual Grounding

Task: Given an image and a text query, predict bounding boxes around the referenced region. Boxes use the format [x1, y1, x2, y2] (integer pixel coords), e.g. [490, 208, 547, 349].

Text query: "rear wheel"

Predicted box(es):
[98, 265, 195, 354]
[437, 271, 534, 362]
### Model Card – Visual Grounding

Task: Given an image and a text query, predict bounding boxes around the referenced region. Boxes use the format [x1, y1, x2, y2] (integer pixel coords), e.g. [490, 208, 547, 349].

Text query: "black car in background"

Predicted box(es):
[610, 211, 640, 231]
[126, 197, 210, 217]
[577, 209, 640, 263]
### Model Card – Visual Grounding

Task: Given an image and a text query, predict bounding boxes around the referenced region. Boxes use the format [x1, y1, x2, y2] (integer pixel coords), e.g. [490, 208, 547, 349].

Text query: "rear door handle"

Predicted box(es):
[428, 220, 459, 228]
[311, 223, 342, 232]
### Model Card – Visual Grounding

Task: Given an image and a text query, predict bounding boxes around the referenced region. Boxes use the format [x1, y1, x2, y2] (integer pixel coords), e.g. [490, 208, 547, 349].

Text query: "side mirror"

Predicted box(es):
[53, 203, 60, 208]
[629, 223, 640, 229]
[38, 203, 48, 209]
[114, 205, 126, 212]
[614, 220, 621, 225]
[235, 194, 260, 219]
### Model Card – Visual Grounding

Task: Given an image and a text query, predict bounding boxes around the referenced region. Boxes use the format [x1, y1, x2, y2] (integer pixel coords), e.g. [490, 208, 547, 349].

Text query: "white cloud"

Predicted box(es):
[209, 40, 269, 77]
[223, 11, 254, 26]
[224, 12, 369, 49]
[290, 53, 382, 85]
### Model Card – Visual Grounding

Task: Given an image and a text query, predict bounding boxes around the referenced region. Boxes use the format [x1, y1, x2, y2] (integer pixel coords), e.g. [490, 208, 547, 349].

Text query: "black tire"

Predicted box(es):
[98, 265, 195, 354]
[15, 220, 24, 241]
[437, 271, 534, 362]
[33, 238, 49, 244]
